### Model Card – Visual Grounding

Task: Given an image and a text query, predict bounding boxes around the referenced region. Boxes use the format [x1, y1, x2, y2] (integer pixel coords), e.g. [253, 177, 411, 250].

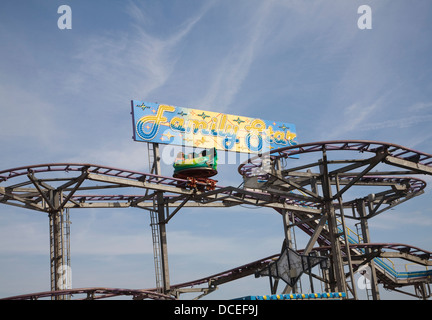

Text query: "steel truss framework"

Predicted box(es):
[0, 140, 432, 300]
[1, 287, 175, 300]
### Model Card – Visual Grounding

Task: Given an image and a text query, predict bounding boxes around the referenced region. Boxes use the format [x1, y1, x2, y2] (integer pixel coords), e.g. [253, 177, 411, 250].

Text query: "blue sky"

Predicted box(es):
[1, 0, 432, 300]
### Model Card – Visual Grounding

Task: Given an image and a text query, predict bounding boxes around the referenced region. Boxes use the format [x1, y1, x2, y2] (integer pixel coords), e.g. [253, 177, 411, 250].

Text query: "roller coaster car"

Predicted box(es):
[173, 148, 218, 190]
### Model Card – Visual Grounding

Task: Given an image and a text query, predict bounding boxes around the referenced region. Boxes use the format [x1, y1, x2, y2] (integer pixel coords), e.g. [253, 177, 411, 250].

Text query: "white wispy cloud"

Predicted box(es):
[66, 1, 212, 101]
[197, 1, 278, 112]
[358, 101, 432, 132]
[326, 99, 383, 139]
[54, 2, 216, 168]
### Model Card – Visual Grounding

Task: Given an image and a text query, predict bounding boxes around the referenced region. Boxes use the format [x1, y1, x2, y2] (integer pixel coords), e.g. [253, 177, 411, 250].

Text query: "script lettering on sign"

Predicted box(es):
[131, 101, 297, 154]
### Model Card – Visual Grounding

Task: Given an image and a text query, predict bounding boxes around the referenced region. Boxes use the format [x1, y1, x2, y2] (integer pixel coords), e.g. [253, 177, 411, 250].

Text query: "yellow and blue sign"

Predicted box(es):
[131, 101, 297, 154]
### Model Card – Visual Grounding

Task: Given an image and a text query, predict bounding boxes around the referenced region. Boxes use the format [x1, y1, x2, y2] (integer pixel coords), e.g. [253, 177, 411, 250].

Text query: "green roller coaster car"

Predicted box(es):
[173, 147, 218, 179]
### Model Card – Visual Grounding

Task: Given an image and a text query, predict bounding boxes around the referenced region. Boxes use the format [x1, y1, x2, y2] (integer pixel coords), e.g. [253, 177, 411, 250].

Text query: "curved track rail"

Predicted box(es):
[0, 162, 321, 214]
[172, 242, 432, 289]
[0, 162, 426, 218]
[4, 242, 431, 300]
[0, 287, 174, 300]
[239, 140, 432, 176]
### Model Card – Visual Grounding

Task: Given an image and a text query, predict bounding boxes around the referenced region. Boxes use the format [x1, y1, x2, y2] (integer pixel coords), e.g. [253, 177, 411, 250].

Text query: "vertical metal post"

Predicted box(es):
[281, 209, 292, 249]
[64, 208, 71, 299]
[151, 143, 170, 294]
[303, 169, 327, 255]
[157, 193, 170, 294]
[335, 175, 358, 300]
[357, 199, 380, 300]
[319, 148, 347, 294]
[281, 209, 298, 294]
[49, 211, 55, 294]
[304, 255, 315, 293]
[49, 190, 65, 299]
[320, 249, 331, 292]
[150, 210, 162, 292]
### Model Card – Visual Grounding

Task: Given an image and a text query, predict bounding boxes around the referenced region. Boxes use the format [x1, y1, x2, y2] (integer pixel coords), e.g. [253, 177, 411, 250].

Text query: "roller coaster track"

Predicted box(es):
[1, 140, 432, 299]
[238, 140, 432, 298]
[0, 163, 425, 217]
[0, 163, 320, 214]
[2, 241, 431, 300]
[239, 140, 432, 176]
[168, 242, 432, 290]
[0, 287, 175, 300]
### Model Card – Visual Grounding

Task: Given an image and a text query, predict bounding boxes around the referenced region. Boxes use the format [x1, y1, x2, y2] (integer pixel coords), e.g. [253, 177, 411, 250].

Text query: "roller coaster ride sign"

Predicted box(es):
[131, 101, 297, 154]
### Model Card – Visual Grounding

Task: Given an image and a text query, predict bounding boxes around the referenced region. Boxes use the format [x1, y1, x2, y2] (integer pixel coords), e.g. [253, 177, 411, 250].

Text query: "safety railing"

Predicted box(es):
[336, 220, 432, 281]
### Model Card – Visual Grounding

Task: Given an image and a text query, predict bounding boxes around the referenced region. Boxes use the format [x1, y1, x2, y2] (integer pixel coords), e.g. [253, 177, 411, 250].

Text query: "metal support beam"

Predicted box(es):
[356, 199, 380, 300]
[320, 148, 347, 294]
[385, 155, 432, 175]
[303, 214, 327, 255]
[157, 192, 170, 293]
[332, 151, 387, 200]
[151, 144, 170, 294]
[49, 191, 65, 299]
[281, 210, 300, 294]
[335, 175, 358, 300]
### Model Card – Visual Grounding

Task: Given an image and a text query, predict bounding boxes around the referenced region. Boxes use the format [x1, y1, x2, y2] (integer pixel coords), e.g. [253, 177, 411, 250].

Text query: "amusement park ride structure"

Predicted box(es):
[1, 140, 432, 300]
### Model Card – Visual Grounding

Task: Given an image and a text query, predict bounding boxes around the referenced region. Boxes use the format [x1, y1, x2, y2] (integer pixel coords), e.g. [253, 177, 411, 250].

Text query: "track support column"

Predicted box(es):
[357, 199, 380, 300]
[48, 191, 67, 299]
[157, 193, 170, 294]
[281, 209, 299, 294]
[151, 143, 171, 294]
[320, 148, 347, 294]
